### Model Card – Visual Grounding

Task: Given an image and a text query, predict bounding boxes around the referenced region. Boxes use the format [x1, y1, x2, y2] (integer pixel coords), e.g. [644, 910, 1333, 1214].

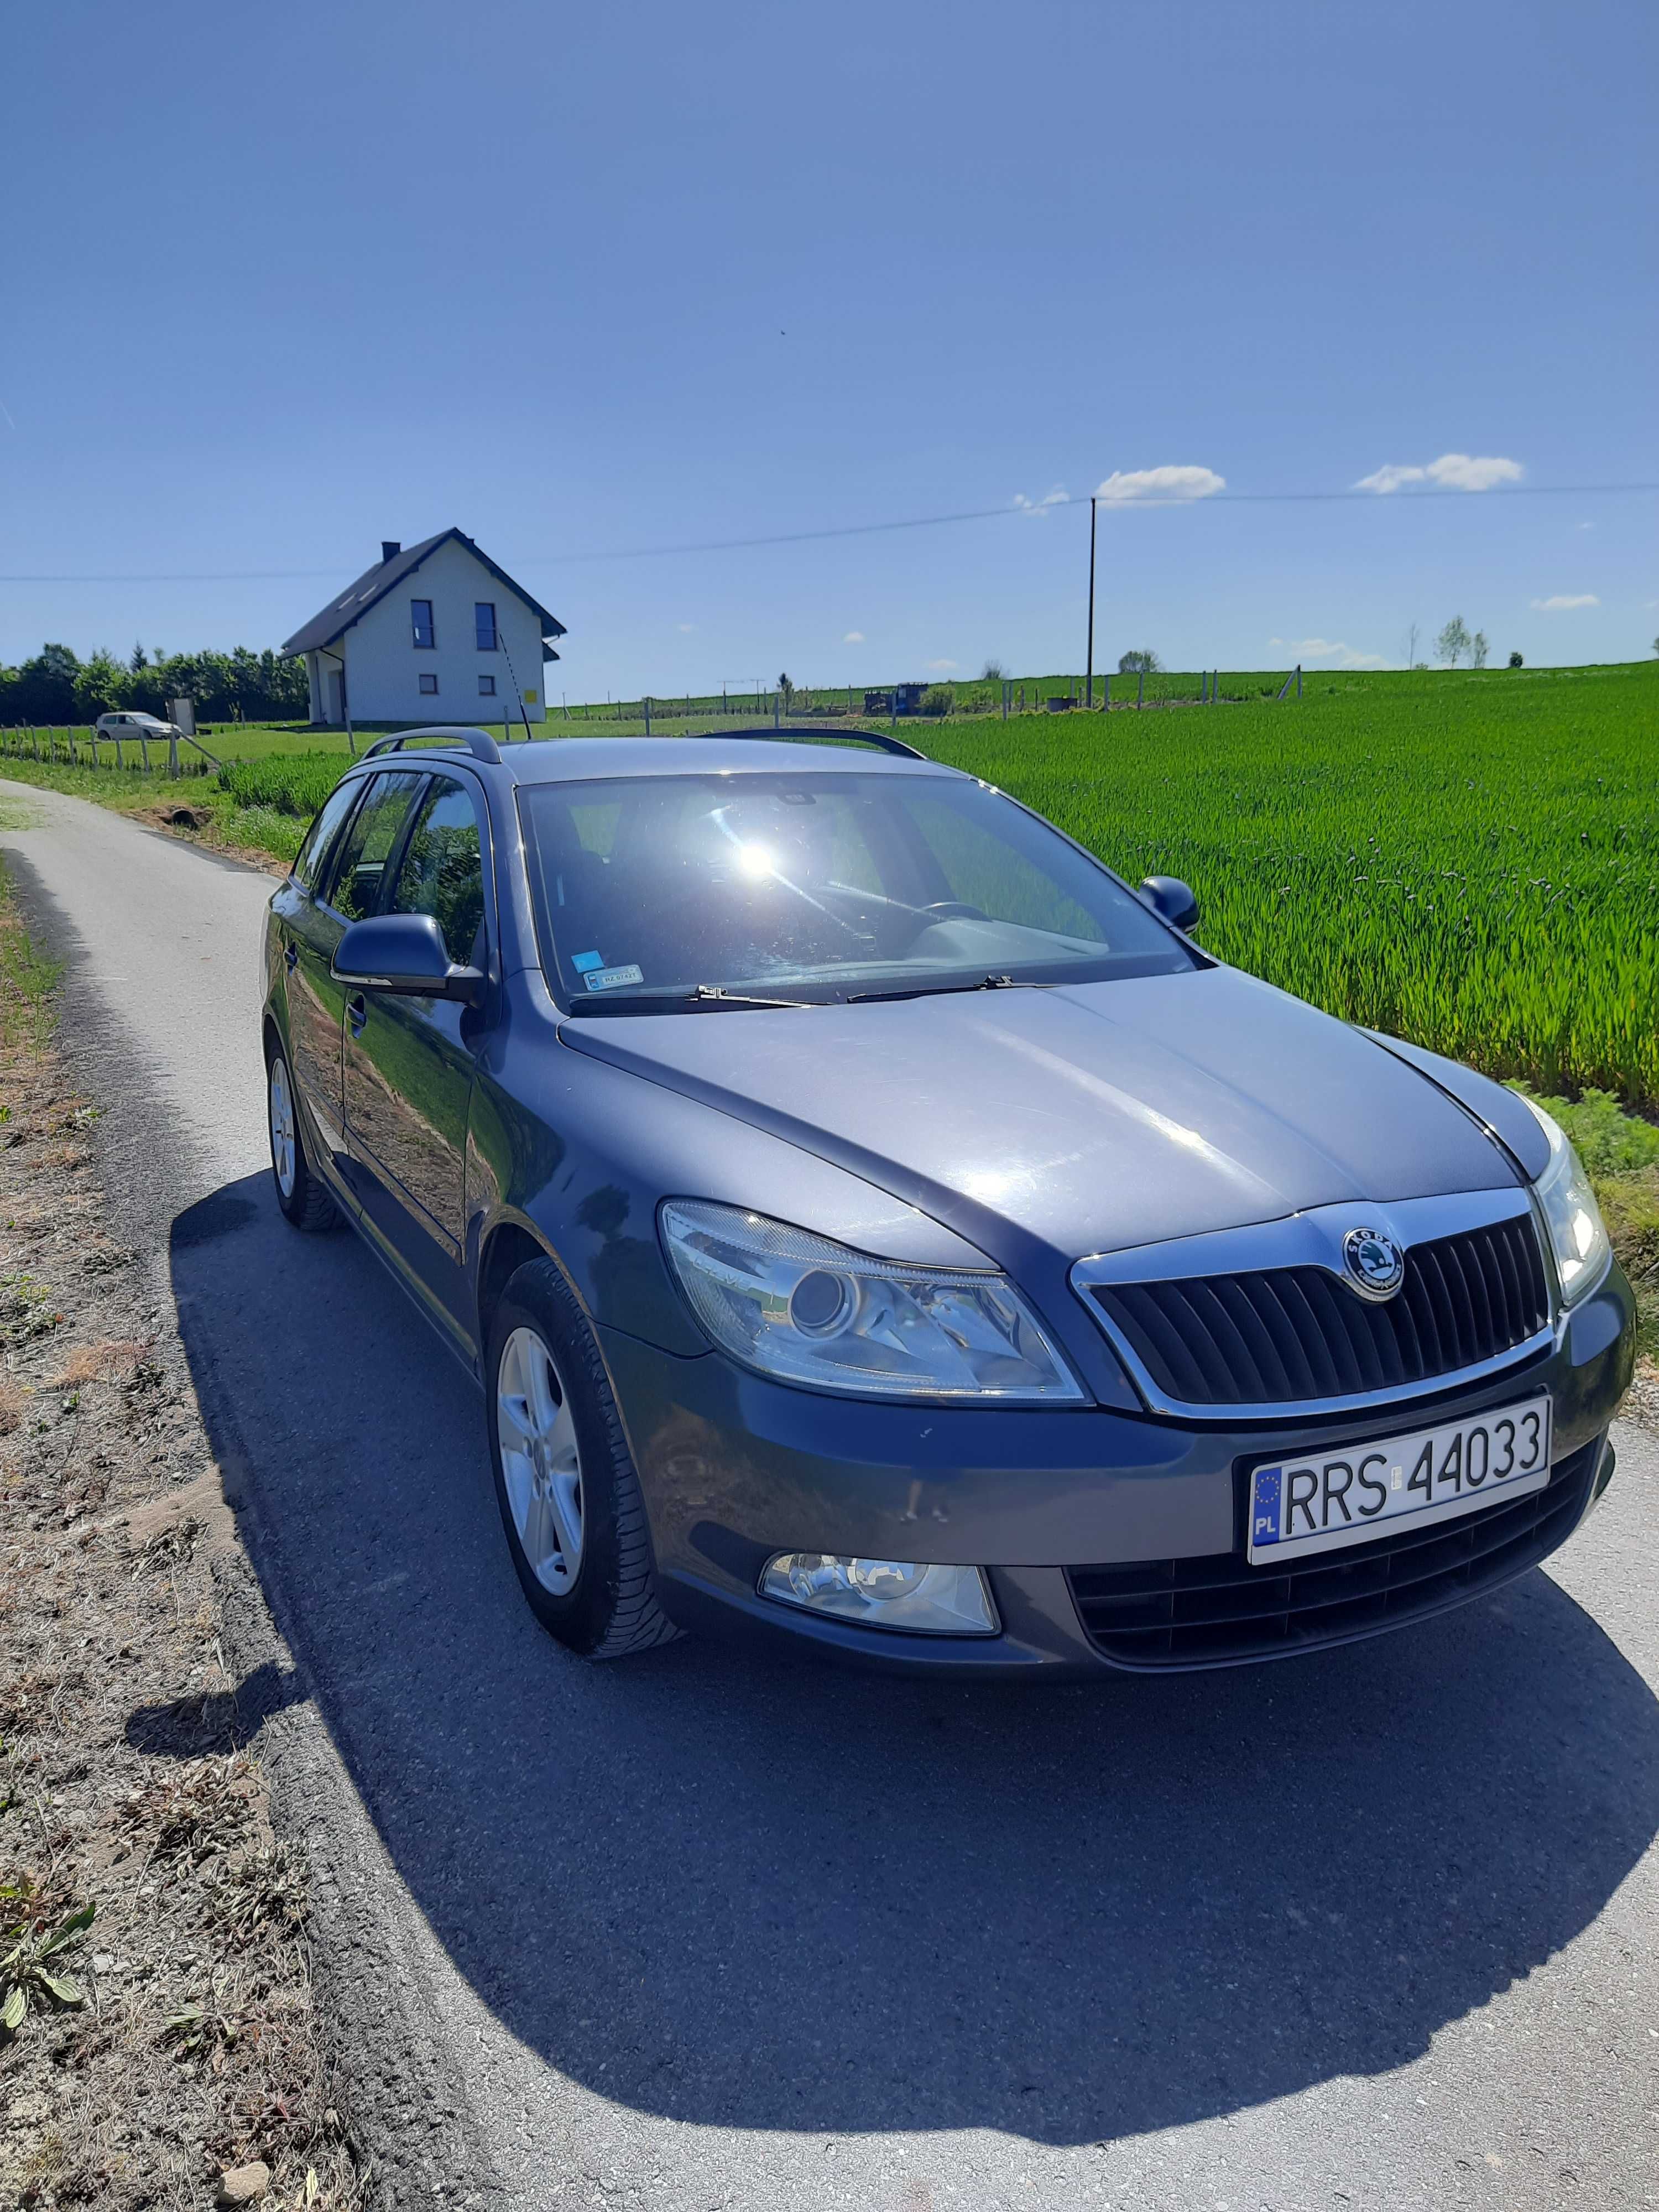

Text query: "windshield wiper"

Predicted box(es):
[846, 973, 1035, 1006]
[566, 984, 815, 1016]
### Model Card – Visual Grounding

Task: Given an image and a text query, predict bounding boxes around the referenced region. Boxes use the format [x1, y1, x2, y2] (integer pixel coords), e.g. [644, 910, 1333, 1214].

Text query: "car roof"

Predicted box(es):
[343, 734, 966, 787]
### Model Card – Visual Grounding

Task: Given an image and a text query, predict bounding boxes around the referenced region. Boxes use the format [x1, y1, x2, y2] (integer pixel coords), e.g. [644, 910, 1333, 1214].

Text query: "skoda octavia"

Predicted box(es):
[260, 728, 1634, 1674]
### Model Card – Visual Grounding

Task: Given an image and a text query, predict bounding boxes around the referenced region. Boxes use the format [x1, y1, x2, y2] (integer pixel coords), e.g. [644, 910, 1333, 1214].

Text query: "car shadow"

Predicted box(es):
[170, 1172, 1659, 2147]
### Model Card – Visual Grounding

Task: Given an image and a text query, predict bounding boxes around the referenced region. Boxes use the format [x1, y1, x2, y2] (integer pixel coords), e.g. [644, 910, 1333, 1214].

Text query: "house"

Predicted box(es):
[280, 530, 566, 727]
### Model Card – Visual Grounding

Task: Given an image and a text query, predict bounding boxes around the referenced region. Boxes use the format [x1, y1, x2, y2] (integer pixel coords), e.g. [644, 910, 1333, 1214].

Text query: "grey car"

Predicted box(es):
[259, 726, 1635, 1674]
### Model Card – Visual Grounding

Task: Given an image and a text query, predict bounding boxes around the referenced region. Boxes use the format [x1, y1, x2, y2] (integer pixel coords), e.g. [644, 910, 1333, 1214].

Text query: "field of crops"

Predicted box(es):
[924, 661, 1658, 1109]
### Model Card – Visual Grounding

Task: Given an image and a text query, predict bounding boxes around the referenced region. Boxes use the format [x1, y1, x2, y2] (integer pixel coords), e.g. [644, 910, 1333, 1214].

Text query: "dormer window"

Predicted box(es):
[475, 602, 498, 651]
[411, 599, 436, 649]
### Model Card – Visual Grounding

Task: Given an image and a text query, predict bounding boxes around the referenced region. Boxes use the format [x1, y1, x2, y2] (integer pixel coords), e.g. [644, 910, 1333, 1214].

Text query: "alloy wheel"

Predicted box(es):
[497, 1326, 585, 1593]
[268, 1054, 297, 1199]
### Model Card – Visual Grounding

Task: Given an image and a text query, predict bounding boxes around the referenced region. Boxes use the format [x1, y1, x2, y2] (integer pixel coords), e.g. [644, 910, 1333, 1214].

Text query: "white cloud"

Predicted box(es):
[1355, 451, 1524, 494]
[1094, 464, 1224, 504]
[1270, 637, 1393, 669]
[1530, 593, 1599, 611]
[1574, 520, 1595, 531]
[1013, 485, 1070, 515]
[1353, 463, 1427, 495]
[842, 630, 865, 644]
[676, 621, 697, 633]
[927, 658, 958, 671]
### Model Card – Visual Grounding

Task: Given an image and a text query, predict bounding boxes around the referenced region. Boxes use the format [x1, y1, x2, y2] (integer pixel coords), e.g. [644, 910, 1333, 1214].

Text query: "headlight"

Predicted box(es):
[659, 1199, 1084, 1401]
[1518, 1095, 1611, 1307]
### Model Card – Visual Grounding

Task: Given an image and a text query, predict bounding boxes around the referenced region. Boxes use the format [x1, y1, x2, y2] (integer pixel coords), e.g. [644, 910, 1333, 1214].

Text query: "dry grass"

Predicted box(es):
[51, 1339, 147, 1389]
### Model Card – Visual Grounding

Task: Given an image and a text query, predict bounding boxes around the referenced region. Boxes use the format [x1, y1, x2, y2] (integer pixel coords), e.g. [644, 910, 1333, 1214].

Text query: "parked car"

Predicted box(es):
[94, 711, 178, 742]
[260, 727, 1634, 1674]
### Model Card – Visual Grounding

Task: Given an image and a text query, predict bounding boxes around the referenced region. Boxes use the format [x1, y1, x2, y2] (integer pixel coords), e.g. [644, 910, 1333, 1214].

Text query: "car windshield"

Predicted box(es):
[518, 770, 1196, 1006]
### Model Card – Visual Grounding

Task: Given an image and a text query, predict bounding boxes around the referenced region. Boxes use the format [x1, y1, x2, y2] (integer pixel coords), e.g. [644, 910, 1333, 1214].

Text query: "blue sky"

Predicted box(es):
[3, 0, 1654, 692]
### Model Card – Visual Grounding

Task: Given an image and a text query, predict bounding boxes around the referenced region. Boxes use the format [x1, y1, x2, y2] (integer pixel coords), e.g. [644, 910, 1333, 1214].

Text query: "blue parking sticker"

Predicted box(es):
[1252, 1466, 1282, 1547]
[571, 950, 604, 973]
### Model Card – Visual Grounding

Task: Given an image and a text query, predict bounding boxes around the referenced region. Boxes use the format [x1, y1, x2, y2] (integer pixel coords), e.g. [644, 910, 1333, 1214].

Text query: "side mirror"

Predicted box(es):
[332, 912, 484, 1005]
[1140, 874, 1199, 933]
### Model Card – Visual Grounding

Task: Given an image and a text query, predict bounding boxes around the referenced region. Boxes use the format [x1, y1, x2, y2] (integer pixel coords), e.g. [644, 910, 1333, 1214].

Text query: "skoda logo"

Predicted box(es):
[1343, 1227, 1405, 1300]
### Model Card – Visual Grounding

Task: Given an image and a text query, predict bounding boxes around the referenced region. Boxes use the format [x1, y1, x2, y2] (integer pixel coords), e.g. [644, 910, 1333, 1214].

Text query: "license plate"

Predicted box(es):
[1247, 1395, 1553, 1566]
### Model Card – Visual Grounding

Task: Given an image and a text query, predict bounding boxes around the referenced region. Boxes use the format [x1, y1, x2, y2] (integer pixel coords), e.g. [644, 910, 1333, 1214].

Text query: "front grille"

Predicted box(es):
[1089, 1214, 1548, 1410]
[1067, 1437, 1599, 1669]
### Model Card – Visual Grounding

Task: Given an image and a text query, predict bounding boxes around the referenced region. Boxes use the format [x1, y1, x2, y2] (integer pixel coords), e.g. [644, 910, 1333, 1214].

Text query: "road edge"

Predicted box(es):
[1, 827, 507, 2210]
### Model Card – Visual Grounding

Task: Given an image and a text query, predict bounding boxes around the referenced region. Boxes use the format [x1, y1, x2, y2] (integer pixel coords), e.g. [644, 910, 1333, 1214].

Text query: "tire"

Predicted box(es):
[485, 1258, 681, 1660]
[265, 1040, 341, 1232]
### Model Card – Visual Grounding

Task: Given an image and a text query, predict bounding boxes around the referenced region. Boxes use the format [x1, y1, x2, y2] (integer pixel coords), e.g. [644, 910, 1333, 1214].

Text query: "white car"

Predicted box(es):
[95, 712, 178, 742]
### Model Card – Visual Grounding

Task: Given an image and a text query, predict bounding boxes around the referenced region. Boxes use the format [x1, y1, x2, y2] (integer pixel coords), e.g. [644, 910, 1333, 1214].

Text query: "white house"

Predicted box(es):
[280, 530, 565, 728]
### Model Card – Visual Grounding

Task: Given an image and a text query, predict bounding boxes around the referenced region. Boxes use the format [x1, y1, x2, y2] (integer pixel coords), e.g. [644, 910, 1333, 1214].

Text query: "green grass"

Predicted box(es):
[0, 854, 62, 1055]
[920, 660, 1659, 1110]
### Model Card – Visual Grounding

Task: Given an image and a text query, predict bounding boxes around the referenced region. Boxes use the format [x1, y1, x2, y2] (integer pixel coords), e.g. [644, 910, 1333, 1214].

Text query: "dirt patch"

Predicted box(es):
[1, 891, 362, 2206]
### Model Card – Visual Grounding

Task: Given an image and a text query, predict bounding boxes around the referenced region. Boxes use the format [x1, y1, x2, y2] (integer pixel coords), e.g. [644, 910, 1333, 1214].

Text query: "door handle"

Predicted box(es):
[284, 943, 298, 972]
[347, 993, 367, 1039]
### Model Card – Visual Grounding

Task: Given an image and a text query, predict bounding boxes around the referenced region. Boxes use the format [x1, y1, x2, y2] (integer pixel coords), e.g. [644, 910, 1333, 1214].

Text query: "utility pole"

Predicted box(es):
[1085, 496, 1098, 710]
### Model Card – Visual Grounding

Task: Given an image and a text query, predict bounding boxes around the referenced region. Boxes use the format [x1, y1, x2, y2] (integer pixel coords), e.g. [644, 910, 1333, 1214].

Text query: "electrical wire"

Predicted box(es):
[2, 480, 1655, 584]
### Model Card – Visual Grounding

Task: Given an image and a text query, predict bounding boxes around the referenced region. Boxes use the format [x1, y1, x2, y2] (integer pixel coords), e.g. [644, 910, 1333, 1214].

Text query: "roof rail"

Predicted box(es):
[685, 724, 928, 761]
[360, 725, 504, 766]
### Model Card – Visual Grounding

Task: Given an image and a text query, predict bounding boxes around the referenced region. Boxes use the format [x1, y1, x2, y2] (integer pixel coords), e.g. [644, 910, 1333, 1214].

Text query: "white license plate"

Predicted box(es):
[1247, 1395, 1553, 1566]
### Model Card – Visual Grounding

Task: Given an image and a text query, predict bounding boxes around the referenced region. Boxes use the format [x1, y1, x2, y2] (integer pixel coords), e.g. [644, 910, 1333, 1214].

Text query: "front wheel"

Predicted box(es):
[267, 1043, 340, 1232]
[486, 1258, 681, 1660]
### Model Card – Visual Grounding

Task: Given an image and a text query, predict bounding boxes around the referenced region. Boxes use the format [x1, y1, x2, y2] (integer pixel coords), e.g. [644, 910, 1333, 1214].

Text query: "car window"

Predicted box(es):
[324, 770, 425, 921]
[902, 791, 1105, 940]
[388, 776, 487, 964]
[519, 770, 1194, 1003]
[291, 779, 363, 892]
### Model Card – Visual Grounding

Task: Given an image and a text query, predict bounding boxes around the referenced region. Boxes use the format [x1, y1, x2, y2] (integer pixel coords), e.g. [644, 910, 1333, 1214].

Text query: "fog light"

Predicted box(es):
[760, 1552, 998, 1636]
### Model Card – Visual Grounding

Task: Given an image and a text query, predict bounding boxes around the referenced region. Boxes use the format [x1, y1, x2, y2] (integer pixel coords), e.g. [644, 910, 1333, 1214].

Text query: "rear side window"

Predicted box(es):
[291, 779, 362, 891]
[389, 778, 487, 964]
[324, 770, 425, 921]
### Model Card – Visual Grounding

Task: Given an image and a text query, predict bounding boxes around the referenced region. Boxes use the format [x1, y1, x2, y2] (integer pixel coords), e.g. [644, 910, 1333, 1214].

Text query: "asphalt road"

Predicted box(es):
[5, 778, 1657, 2212]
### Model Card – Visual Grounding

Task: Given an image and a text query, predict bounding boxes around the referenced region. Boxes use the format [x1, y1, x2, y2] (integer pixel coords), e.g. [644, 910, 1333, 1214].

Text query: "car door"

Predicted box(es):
[290, 769, 426, 1171]
[269, 775, 366, 1172]
[341, 770, 492, 1338]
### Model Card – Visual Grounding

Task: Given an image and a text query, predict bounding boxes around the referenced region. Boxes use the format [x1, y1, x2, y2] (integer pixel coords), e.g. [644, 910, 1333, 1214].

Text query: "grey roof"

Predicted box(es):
[279, 529, 566, 658]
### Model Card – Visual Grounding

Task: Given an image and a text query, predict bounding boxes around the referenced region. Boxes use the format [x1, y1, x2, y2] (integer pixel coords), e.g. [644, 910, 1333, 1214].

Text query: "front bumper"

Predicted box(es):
[598, 1260, 1636, 1677]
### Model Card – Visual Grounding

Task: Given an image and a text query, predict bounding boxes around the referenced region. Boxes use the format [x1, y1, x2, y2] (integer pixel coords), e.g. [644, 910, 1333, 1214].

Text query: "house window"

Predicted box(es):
[478, 674, 496, 697]
[475, 602, 498, 651]
[411, 598, 435, 649]
[419, 672, 439, 696]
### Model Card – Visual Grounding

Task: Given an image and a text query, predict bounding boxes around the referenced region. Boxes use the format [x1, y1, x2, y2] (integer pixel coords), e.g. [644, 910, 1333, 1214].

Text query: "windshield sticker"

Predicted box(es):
[583, 963, 645, 993]
[571, 950, 604, 973]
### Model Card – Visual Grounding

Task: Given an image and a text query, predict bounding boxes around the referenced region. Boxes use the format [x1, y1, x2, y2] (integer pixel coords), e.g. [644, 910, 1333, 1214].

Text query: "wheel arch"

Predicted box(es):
[476, 1214, 571, 1346]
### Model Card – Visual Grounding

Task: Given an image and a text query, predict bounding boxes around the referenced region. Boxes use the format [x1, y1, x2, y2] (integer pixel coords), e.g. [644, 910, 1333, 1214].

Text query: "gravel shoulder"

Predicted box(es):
[1, 792, 498, 2210]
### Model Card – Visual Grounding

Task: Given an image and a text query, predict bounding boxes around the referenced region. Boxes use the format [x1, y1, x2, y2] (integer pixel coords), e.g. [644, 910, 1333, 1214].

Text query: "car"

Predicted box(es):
[259, 725, 1635, 1676]
[95, 711, 179, 745]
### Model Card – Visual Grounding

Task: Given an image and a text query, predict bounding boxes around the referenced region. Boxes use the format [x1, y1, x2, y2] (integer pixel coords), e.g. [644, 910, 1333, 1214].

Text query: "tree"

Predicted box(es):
[776, 672, 795, 709]
[980, 658, 1007, 681]
[1509, 650, 1524, 668]
[129, 643, 148, 672]
[1470, 630, 1489, 670]
[71, 650, 129, 720]
[1118, 649, 1162, 674]
[1435, 617, 1471, 667]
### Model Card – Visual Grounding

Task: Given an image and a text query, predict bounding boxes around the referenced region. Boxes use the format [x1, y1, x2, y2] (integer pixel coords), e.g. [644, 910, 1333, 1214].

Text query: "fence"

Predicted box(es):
[1, 724, 221, 778]
[556, 667, 1307, 732]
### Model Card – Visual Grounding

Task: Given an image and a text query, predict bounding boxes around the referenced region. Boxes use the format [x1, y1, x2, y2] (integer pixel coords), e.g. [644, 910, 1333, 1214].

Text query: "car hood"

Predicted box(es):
[559, 963, 1520, 1271]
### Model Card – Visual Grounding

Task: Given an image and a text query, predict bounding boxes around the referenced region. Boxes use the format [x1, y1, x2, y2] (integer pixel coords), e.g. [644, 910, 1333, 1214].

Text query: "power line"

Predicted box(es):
[2, 479, 1655, 585]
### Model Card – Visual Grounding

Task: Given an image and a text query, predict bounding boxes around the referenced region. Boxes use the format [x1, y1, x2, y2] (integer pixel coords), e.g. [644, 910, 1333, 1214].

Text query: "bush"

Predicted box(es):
[1512, 1086, 1659, 1177]
[919, 686, 954, 717]
[1509, 651, 1524, 669]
